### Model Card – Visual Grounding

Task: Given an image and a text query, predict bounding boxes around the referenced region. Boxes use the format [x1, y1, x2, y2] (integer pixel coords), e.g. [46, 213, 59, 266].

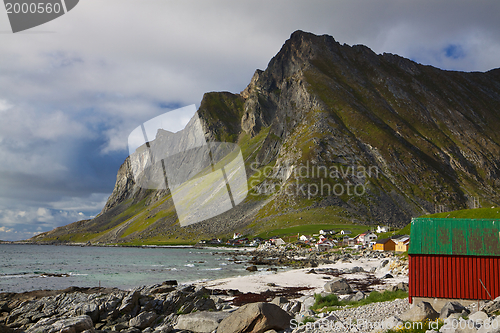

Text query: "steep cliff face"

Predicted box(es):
[31, 31, 500, 244]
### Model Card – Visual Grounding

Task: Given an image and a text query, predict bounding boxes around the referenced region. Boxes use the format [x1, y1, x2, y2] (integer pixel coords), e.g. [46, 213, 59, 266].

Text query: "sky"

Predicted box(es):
[1, 0, 500, 241]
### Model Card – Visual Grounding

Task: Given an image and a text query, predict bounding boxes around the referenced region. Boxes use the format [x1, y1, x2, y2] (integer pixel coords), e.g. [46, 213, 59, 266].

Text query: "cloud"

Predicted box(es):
[0, 0, 499, 241]
[0, 226, 14, 233]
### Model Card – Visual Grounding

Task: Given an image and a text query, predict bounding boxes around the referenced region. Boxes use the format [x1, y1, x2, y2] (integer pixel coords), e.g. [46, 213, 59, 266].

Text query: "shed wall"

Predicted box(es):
[409, 254, 500, 302]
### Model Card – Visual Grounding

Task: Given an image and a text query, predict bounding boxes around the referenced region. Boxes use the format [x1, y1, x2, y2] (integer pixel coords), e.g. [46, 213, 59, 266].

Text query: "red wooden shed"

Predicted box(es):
[408, 218, 500, 304]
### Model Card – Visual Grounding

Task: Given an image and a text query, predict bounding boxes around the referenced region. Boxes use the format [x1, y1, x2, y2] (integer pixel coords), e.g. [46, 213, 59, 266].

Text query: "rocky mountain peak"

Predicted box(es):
[31, 31, 500, 244]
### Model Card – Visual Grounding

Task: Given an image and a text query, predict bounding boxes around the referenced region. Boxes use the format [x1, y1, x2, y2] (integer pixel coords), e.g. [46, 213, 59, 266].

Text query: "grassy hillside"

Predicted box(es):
[422, 207, 500, 219]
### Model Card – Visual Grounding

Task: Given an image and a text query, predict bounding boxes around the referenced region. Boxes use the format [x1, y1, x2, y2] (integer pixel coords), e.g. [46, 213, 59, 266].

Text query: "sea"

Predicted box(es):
[0, 244, 258, 293]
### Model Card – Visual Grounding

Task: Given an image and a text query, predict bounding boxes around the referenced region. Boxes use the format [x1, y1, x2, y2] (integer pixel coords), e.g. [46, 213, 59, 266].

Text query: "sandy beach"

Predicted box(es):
[196, 255, 408, 296]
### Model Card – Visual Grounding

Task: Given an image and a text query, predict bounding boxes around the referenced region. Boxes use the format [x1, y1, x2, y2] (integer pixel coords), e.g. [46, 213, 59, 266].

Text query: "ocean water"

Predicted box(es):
[0, 244, 254, 293]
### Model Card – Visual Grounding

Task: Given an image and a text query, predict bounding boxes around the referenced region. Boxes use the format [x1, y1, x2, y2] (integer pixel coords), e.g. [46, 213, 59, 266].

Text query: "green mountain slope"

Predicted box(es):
[30, 31, 500, 244]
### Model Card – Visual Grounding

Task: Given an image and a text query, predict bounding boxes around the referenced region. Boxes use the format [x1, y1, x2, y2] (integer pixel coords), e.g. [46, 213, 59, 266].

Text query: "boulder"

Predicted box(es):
[271, 297, 288, 306]
[119, 290, 141, 314]
[74, 302, 100, 323]
[469, 311, 489, 324]
[150, 286, 176, 294]
[372, 316, 403, 332]
[483, 296, 500, 315]
[397, 282, 409, 292]
[217, 302, 292, 333]
[400, 301, 438, 321]
[129, 311, 158, 329]
[246, 266, 258, 272]
[324, 277, 352, 294]
[352, 291, 366, 302]
[174, 311, 230, 333]
[27, 315, 94, 333]
[477, 319, 500, 333]
[440, 301, 467, 319]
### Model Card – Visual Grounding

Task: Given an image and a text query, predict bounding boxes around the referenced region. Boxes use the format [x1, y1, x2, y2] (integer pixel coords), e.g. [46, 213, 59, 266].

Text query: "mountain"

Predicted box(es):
[31, 30, 500, 244]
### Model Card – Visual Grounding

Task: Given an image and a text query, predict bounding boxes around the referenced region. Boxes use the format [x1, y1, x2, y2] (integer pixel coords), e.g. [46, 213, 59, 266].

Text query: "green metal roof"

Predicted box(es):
[409, 218, 500, 256]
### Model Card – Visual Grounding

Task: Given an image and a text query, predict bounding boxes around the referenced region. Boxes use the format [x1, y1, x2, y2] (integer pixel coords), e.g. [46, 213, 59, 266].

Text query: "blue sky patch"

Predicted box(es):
[444, 44, 466, 60]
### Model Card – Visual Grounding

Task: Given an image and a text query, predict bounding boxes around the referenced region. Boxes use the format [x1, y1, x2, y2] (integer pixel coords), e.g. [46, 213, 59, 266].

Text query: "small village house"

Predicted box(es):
[356, 232, 377, 245]
[395, 236, 410, 252]
[409, 217, 500, 310]
[299, 235, 310, 242]
[270, 238, 286, 246]
[373, 238, 396, 251]
[376, 226, 389, 233]
[316, 240, 335, 251]
[340, 230, 352, 235]
[233, 232, 242, 239]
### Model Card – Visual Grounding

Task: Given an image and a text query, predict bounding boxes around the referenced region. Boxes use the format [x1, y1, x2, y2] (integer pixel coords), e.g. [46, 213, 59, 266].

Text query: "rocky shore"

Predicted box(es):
[2, 248, 498, 333]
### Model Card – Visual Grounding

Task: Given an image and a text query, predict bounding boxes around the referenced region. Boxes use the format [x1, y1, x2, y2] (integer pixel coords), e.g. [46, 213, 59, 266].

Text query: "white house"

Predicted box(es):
[272, 238, 286, 246]
[299, 235, 310, 242]
[376, 226, 389, 233]
[233, 232, 242, 239]
[340, 230, 352, 235]
[316, 240, 335, 251]
[358, 232, 377, 245]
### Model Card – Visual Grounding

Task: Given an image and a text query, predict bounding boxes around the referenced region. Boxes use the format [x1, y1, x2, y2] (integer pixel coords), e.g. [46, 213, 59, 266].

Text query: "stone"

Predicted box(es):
[162, 280, 177, 286]
[483, 296, 500, 315]
[469, 311, 489, 324]
[271, 297, 288, 306]
[119, 291, 140, 314]
[440, 301, 467, 319]
[477, 318, 500, 333]
[174, 311, 230, 333]
[75, 302, 100, 323]
[324, 277, 352, 294]
[400, 301, 439, 322]
[397, 282, 409, 292]
[372, 316, 403, 332]
[150, 286, 176, 294]
[121, 328, 140, 333]
[217, 302, 292, 333]
[300, 297, 315, 313]
[382, 273, 394, 279]
[27, 315, 94, 333]
[246, 266, 258, 272]
[352, 291, 366, 302]
[112, 323, 129, 331]
[129, 311, 158, 329]
[153, 324, 173, 333]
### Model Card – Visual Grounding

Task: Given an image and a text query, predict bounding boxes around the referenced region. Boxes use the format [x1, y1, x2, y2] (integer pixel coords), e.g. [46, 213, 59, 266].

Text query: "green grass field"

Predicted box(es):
[423, 207, 500, 219]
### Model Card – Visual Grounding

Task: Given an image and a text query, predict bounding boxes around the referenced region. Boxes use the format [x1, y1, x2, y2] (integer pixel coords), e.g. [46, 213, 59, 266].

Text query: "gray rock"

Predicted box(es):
[441, 301, 467, 319]
[483, 297, 500, 315]
[372, 316, 403, 332]
[469, 311, 489, 324]
[400, 301, 438, 322]
[217, 302, 292, 333]
[271, 297, 289, 306]
[129, 311, 158, 329]
[75, 302, 100, 323]
[300, 296, 315, 313]
[119, 291, 140, 314]
[352, 291, 366, 302]
[112, 323, 129, 331]
[27, 315, 94, 333]
[174, 311, 230, 333]
[120, 328, 140, 333]
[153, 324, 173, 333]
[324, 277, 352, 294]
[397, 282, 409, 292]
[477, 318, 500, 333]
